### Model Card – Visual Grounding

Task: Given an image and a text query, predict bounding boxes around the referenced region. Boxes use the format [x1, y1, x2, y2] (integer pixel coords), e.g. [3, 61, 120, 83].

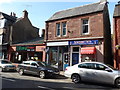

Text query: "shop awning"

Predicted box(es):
[81, 47, 96, 54]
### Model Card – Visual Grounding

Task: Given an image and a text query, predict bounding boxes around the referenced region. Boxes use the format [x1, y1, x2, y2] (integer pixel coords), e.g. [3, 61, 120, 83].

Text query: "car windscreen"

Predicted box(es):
[1, 60, 12, 64]
[107, 64, 117, 70]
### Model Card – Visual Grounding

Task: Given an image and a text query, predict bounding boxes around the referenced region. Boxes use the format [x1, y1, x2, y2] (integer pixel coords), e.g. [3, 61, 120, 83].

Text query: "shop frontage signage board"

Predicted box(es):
[16, 46, 36, 51]
[69, 40, 99, 45]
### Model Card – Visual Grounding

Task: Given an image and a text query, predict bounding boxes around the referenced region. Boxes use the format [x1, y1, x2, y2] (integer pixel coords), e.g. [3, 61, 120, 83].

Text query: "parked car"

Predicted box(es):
[17, 60, 60, 79]
[0, 59, 16, 72]
[64, 62, 120, 88]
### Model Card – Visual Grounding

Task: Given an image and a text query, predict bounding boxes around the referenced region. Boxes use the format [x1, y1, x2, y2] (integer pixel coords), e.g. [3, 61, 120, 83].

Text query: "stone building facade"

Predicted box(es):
[113, 2, 120, 69]
[45, 0, 113, 70]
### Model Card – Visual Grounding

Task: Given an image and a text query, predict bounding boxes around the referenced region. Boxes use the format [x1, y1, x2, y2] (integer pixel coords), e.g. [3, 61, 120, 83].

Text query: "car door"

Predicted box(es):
[29, 62, 39, 75]
[78, 63, 96, 82]
[92, 63, 114, 84]
[22, 62, 31, 74]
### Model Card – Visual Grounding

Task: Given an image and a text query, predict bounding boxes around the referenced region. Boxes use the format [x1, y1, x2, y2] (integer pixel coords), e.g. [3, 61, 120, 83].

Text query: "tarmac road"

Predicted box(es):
[0, 71, 119, 90]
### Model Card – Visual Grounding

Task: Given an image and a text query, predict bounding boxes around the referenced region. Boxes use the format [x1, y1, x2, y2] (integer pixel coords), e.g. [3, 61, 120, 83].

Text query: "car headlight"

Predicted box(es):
[48, 70, 53, 72]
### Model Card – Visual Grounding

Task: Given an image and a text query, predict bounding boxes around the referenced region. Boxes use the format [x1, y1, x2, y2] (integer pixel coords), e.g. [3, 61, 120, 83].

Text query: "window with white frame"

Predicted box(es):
[82, 19, 89, 35]
[56, 23, 60, 37]
[62, 22, 67, 36]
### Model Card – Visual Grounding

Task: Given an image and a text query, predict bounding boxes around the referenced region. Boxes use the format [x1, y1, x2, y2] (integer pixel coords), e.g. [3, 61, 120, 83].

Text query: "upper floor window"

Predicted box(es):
[82, 19, 89, 35]
[62, 22, 67, 36]
[56, 23, 60, 37]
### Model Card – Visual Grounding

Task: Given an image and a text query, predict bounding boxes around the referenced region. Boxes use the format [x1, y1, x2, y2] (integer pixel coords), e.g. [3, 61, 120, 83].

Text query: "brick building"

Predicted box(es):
[0, 10, 39, 59]
[113, 2, 120, 69]
[45, 0, 113, 70]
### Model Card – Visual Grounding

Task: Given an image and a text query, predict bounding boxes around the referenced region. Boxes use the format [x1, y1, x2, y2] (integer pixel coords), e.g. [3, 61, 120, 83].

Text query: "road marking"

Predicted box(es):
[2, 77, 15, 82]
[38, 85, 55, 90]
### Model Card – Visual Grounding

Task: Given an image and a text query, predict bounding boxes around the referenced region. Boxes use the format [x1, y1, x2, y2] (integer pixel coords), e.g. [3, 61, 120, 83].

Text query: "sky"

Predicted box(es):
[0, 0, 119, 35]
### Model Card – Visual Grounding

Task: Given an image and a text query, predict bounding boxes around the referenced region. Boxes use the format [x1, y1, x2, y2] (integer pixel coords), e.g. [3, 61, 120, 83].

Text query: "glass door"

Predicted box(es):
[72, 47, 79, 65]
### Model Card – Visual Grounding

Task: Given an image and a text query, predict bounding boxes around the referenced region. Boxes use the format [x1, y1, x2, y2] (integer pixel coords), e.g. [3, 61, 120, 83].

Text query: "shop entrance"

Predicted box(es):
[72, 47, 80, 65]
[72, 53, 79, 65]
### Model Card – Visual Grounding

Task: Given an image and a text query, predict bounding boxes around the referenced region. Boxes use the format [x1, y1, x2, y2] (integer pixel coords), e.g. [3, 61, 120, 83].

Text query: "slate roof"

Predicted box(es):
[47, 2, 106, 22]
[113, 4, 120, 17]
[0, 12, 16, 21]
[12, 37, 45, 46]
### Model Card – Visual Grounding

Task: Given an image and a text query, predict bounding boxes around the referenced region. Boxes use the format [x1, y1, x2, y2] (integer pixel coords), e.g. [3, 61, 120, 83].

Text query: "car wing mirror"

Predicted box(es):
[105, 68, 112, 72]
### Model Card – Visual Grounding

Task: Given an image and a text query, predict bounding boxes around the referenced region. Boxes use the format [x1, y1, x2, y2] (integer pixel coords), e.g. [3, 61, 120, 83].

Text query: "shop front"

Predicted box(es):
[47, 41, 69, 71]
[69, 39, 104, 65]
[47, 40, 104, 70]
[8, 45, 46, 64]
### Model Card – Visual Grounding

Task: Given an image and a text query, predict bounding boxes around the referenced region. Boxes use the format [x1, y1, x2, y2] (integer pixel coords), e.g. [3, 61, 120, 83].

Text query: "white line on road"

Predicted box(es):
[2, 78, 16, 82]
[38, 85, 55, 90]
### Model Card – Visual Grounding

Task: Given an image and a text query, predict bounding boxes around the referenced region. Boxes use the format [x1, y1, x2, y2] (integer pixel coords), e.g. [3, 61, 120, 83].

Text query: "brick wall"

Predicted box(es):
[12, 17, 39, 44]
[46, 12, 104, 41]
[113, 17, 120, 69]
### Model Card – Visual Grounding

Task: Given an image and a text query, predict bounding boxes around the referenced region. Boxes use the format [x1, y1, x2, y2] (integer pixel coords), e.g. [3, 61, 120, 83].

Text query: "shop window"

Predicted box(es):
[73, 47, 79, 52]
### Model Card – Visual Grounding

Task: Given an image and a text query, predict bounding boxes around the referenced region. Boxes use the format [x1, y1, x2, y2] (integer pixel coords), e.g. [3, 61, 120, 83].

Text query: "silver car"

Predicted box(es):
[0, 59, 16, 72]
[64, 62, 120, 88]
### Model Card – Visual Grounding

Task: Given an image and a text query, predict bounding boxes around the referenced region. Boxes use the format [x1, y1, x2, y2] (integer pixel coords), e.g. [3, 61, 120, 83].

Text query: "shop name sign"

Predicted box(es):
[16, 46, 36, 51]
[69, 40, 99, 45]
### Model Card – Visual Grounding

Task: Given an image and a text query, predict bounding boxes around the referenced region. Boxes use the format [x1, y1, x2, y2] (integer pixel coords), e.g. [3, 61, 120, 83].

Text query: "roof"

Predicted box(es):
[113, 4, 120, 17]
[47, 2, 106, 22]
[0, 12, 16, 21]
[12, 37, 45, 46]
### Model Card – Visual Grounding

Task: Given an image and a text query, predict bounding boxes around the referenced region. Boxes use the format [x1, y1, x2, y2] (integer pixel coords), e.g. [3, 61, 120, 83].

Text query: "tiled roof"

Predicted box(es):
[47, 2, 106, 22]
[114, 4, 120, 17]
[0, 12, 16, 21]
[12, 37, 45, 46]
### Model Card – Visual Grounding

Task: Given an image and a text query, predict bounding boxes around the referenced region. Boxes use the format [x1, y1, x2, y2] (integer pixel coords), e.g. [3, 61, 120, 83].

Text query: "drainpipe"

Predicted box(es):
[9, 26, 13, 45]
[114, 17, 119, 69]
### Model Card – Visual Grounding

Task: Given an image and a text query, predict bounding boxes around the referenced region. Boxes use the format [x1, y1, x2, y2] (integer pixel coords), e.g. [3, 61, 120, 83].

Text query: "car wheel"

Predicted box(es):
[115, 78, 120, 88]
[19, 69, 24, 75]
[39, 71, 45, 79]
[71, 74, 81, 84]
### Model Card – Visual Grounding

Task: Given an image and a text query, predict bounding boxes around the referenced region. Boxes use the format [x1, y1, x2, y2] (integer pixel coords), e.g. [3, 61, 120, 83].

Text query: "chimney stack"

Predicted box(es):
[13, 12, 16, 17]
[42, 29, 45, 38]
[23, 10, 28, 18]
[10, 12, 16, 17]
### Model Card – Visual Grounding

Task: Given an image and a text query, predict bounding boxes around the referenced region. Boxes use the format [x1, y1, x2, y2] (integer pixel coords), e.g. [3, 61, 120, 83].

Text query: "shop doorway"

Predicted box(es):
[72, 53, 79, 65]
[72, 47, 80, 65]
